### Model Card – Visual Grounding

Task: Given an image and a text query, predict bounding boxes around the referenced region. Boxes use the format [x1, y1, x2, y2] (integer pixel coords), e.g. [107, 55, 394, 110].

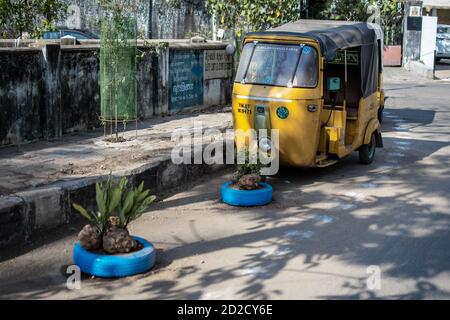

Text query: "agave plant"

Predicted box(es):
[231, 147, 268, 190]
[72, 174, 156, 235]
[235, 147, 264, 181]
[117, 180, 156, 228]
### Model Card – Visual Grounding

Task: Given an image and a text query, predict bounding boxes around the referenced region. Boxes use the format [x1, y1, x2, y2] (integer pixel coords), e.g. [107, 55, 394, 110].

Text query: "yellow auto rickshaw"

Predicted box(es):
[232, 20, 385, 167]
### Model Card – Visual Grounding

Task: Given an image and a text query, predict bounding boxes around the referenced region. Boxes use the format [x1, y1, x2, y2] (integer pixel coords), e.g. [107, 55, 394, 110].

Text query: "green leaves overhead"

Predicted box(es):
[205, 0, 403, 45]
[325, 0, 403, 45]
[0, 0, 66, 38]
[206, 0, 301, 36]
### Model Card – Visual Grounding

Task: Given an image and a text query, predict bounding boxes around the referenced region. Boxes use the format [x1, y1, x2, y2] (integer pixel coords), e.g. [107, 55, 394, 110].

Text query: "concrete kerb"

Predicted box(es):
[0, 196, 28, 251]
[404, 60, 435, 80]
[0, 140, 232, 252]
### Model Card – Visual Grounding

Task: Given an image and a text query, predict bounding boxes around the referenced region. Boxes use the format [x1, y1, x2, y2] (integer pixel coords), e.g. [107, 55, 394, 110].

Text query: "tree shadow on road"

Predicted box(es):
[1, 108, 450, 299]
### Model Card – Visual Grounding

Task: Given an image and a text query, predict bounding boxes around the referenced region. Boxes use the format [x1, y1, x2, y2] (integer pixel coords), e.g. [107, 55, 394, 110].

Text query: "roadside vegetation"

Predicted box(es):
[1, 0, 403, 43]
[205, 0, 403, 45]
[0, 0, 66, 38]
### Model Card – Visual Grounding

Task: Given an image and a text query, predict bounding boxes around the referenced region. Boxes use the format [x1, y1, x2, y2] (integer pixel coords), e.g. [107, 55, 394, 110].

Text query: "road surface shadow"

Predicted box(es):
[1, 107, 450, 299]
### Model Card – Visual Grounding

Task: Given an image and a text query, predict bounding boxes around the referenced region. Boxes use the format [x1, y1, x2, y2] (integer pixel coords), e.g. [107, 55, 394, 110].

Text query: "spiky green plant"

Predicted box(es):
[72, 174, 155, 234]
[235, 147, 265, 181]
[117, 180, 156, 228]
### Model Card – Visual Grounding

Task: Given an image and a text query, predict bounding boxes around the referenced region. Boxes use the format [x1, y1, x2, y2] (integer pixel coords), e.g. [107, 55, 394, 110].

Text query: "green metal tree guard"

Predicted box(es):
[100, 1, 138, 141]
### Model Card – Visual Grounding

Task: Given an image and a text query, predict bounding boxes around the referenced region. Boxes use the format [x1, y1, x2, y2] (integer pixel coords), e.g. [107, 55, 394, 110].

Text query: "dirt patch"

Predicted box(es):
[82, 239, 145, 255]
[103, 136, 128, 143]
[229, 182, 264, 191]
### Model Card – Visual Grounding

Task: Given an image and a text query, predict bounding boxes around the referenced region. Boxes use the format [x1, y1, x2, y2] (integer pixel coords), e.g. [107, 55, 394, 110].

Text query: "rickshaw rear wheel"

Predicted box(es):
[359, 133, 376, 165]
[378, 106, 384, 124]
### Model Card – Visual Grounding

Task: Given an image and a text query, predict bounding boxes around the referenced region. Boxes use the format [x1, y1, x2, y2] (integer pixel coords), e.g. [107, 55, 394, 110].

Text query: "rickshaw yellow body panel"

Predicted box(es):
[232, 32, 383, 168]
[233, 89, 322, 167]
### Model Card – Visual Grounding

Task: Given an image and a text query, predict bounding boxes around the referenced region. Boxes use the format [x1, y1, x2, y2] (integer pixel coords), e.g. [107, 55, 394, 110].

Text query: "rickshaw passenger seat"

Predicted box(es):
[324, 62, 362, 117]
[345, 84, 362, 117]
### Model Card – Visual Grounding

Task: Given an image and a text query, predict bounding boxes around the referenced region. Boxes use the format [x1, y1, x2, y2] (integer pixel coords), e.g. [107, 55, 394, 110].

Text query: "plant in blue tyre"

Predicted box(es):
[221, 148, 273, 207]
[72, 174, 156, 277]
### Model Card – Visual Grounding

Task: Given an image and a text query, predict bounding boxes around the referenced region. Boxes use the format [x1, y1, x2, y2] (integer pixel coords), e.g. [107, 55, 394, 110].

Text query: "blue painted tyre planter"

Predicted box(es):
[221, 181, 273, 207]
[73, 236, 155, 278]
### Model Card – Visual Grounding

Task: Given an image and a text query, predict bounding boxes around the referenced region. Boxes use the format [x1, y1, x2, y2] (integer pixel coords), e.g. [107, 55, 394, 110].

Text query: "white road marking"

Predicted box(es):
[394, 140, 412, 146]
[357, 182, 377, 189]
[337, 203, 358, 210]
[389, 152, 406, 157]
[313, 215, 335, 224]
[237, 266, 266, 276]
[283, 230, 314, 239]
[343, 191, 367, 201]
[386, 159, 400, 164]
[262, 247, 293, 257]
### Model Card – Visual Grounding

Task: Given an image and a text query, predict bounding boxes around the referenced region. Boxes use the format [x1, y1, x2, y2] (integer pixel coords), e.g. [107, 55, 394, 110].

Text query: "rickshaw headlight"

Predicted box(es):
[259, 137, 272, 152]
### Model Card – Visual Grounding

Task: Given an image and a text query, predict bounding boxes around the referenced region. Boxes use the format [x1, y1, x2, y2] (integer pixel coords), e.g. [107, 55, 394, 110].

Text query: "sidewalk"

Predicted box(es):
[384, 63, 450, 82]
[0, 105, 232, 250]
[0, 105, 232, 196]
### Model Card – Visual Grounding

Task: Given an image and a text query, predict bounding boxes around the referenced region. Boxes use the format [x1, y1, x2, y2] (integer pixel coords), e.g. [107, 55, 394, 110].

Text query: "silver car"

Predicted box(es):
[436, 24, 450, 62]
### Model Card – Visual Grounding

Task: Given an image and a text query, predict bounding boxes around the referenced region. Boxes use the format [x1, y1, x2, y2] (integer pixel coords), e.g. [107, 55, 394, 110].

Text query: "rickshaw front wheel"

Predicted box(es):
[359, 133, 376, 165]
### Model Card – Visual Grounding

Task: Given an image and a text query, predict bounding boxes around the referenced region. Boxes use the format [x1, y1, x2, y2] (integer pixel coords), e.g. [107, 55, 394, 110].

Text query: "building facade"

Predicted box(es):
[423, 0, 450, 24]
[61, 0, 211, 39]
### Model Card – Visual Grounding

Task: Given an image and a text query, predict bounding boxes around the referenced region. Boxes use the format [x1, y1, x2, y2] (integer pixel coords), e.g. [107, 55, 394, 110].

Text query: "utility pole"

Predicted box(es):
[300, 0, 309, 19]
[148, 0, 153, 39]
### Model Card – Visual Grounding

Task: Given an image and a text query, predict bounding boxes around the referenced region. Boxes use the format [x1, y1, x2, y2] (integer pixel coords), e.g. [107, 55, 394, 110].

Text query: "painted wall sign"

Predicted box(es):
[169, 50, 204, 110]
[407, 16, 423, 31]
[204, 50, 233, 80]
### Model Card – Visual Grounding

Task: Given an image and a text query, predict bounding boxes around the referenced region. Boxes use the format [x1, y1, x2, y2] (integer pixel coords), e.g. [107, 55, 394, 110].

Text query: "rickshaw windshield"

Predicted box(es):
[235, 42, 318, 88]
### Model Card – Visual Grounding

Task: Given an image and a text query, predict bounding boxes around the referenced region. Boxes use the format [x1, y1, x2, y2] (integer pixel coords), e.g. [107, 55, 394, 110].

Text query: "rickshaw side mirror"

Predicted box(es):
[226, 44, 236, 55]
[327, 77, 341, 92]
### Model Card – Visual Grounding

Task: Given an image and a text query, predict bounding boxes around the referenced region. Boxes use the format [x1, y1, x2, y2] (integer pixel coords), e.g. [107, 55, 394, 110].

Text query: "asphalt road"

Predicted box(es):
[435, 59, 450, 80]
[0, 68, 449, 299]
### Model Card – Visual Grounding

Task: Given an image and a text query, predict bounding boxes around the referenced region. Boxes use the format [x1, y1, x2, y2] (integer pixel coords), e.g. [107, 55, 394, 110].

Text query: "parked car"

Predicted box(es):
[42, 28, 99, 40]
[436, 24, 450, 62]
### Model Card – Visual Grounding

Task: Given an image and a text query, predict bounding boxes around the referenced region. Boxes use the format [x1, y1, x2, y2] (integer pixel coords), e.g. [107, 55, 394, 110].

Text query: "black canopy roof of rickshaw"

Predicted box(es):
[246, 20, 383, 62]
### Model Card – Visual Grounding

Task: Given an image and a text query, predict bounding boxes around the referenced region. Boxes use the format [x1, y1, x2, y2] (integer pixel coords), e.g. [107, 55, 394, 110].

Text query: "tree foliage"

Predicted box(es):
[0, 0, 66, 38]
[300, 0, 329, 19]
[324, 0, 403, 45]
[206, 0, 301, 36]
[373, 0, 403, 45]
[324, 0, 370, 21]
[205, 0, 403, 44]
